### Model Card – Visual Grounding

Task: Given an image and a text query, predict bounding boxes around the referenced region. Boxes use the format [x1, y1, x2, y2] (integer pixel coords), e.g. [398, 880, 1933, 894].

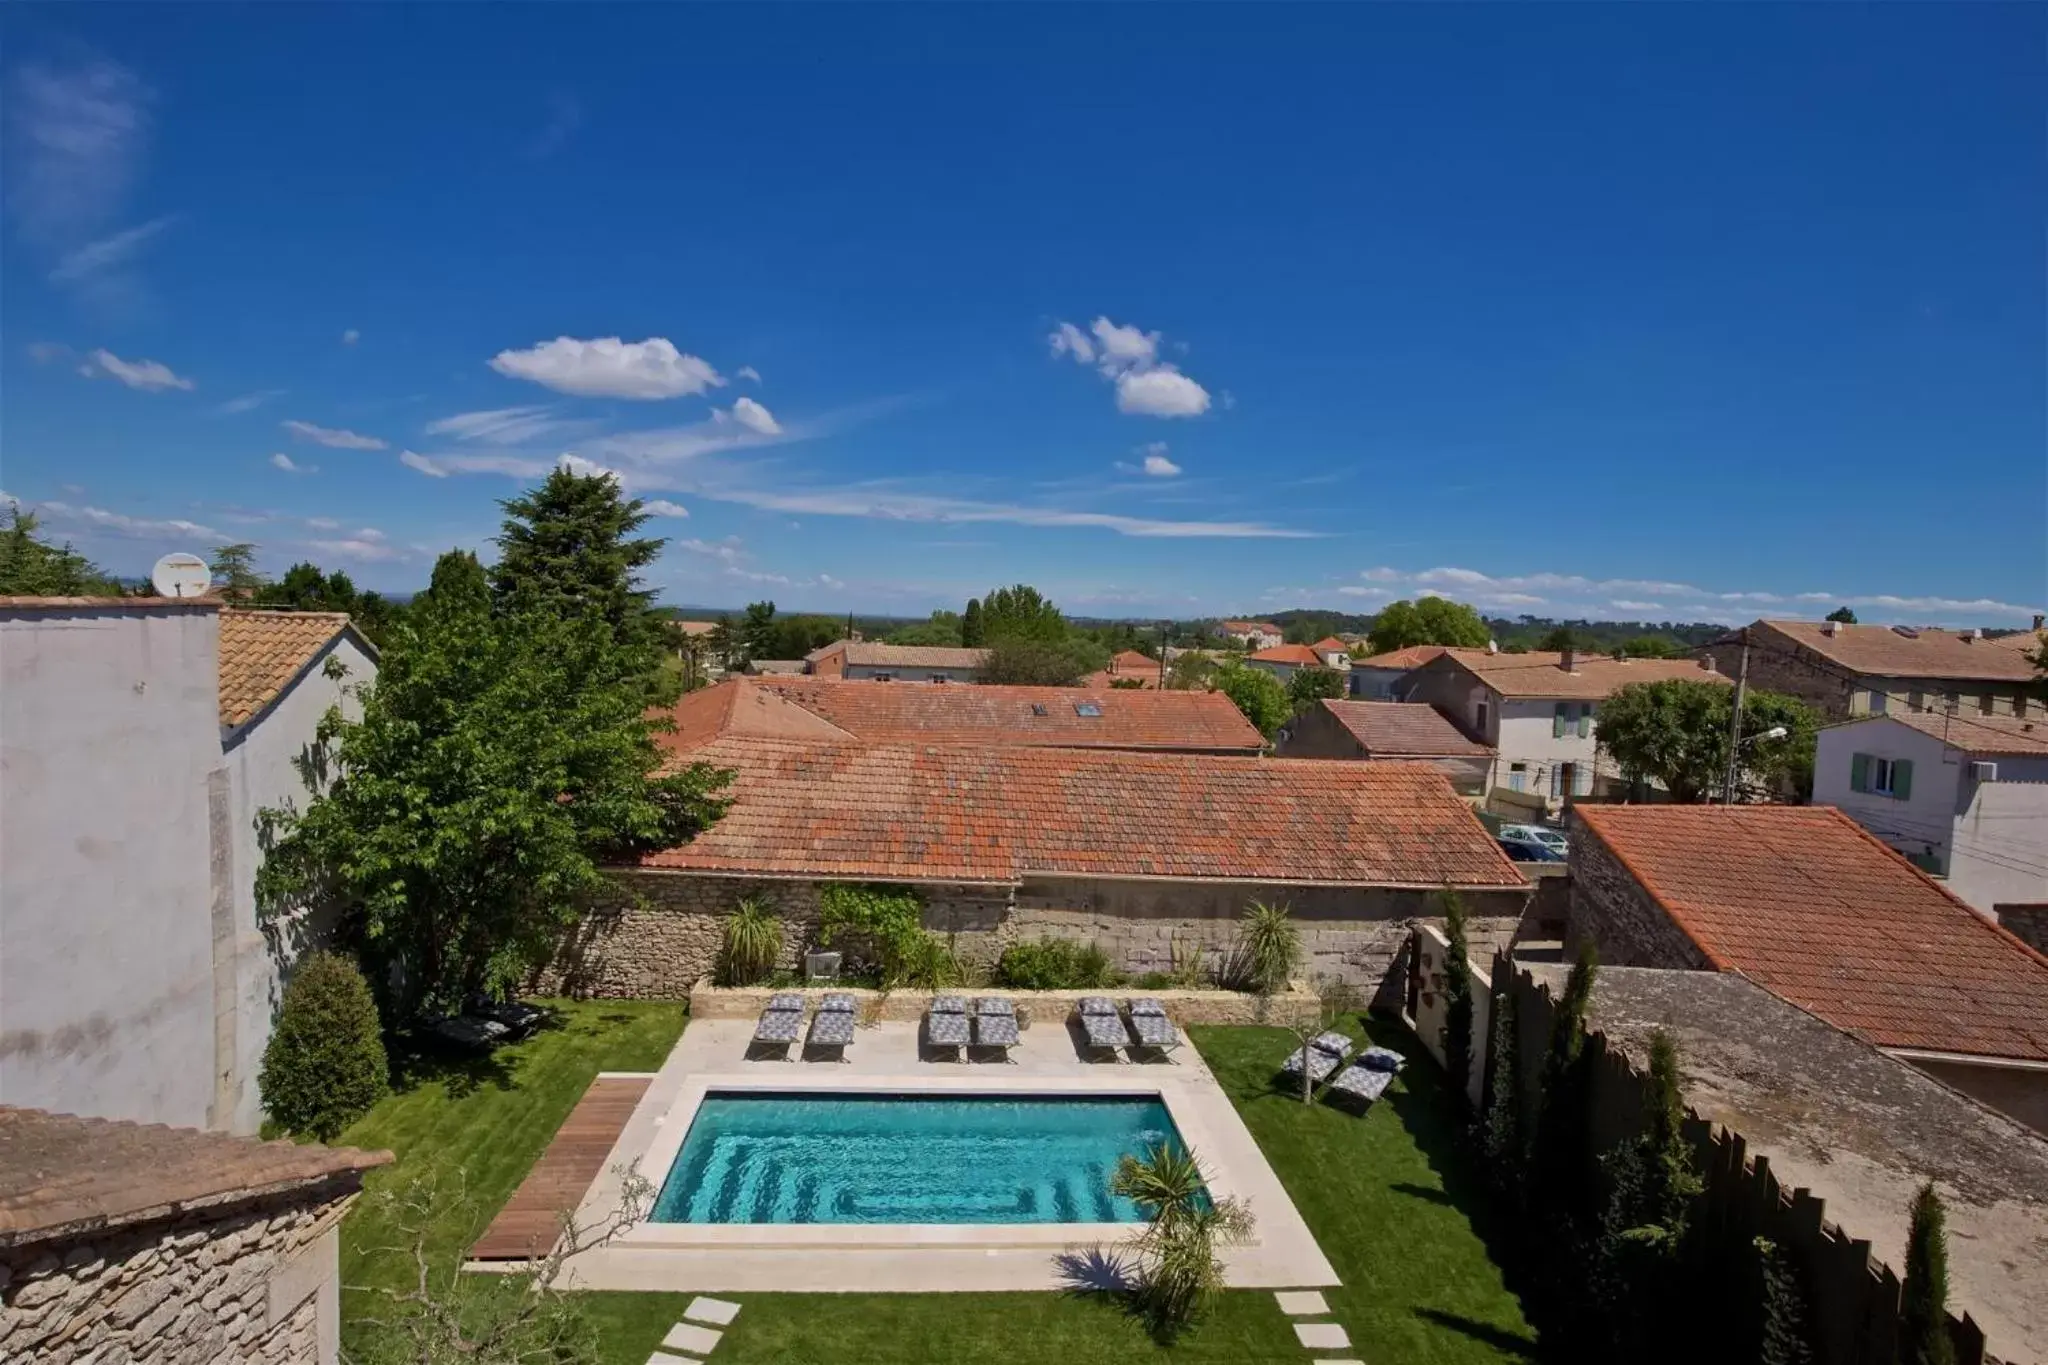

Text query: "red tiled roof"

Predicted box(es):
[1318, 701, 1493, 757]
[1311, 636, 1350, 654]
[1574, 805, 2048, 1062]
[1350, 644, 1448, 671]
[802, 640, 990, 670]
[1854, 710, 2048, 757]
[217, 609, 365, 729]
[1434, 648, 1727, 700]
[1107, 649, 1160, 675]
[1248, 644, 1324, 667]
[647, 738, 1528, 887]
[663, 677, 1263, 753]
[1221, 620, 1280, 634]
[0, 596, 218, 611]
[1751, 621, 2040, 684]
[1085, 650, 1164, 690]
[0, 1107, 389, 1246]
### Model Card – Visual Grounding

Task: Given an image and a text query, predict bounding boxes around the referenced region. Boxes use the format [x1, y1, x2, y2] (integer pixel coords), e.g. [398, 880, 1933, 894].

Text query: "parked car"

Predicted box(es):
[1499, 824, 1568, 856]
[1496, 827, 1565, 862]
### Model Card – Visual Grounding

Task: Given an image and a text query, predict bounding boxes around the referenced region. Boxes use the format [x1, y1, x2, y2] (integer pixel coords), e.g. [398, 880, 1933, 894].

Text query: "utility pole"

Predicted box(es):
[1720, 629, 1750, 805]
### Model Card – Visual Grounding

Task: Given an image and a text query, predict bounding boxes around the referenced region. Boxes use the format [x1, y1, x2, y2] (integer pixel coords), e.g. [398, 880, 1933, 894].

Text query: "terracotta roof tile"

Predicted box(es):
[1435, 648, 1727, 700]
[0, 1106, 390, 1246]
[662, 677, 1263, 753]
[1221, 621, 1280, 634]
[1751, 620, 2040, 683]
[1350, 644, 1449, 671]
[216, 609, 361, 729]
[801, 639, 991, 669]
[1852, 710, 2048, 756]
[650, 739, 1527, 888]
[1311, 636, 1350, 653]
[1084, 650, 1165, 690]
[1574, 805, 2048, 1062]
[1318, 700, 1493, 757]
[1248, 643, 1325, 666]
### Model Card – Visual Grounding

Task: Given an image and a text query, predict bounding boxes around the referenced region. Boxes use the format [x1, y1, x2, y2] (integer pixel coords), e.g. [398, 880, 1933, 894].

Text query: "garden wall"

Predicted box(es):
[534, 869, 1530, 1003]
[688, 981, 1325, 1028]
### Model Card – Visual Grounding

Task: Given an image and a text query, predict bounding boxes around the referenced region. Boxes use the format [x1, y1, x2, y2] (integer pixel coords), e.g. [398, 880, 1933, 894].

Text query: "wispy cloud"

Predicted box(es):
[48, 214, 175, 285]
[214, 389, 284, 416]
[5, 58, 151, 247]
[736, 365, 762, 384]
[424, 405, 592, 444]
[269, 452, 316, 475]
[33, 497, 216, 540]
[308, 527, 407, 562]
[490, 336, 723, 400]
[1115, 441, 1181, 478]
[642, 499, 689, 518]
[1048, 316, 1213, 418]
[341, 328, 360, 346]
[81, 348, 193, 392]
[282, 418, 387, 450]
[724, 396, 781, 436]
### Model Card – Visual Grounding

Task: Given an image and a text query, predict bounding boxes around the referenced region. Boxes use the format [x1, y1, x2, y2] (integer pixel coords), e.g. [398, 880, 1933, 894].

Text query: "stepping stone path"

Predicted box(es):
[647, 1297, 741, 1363]
[1274, 1288, 1353, 1359]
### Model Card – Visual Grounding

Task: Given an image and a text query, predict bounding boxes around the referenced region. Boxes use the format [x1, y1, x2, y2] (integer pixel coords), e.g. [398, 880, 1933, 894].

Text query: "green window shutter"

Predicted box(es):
[1577, 704, 1592, 738]
[1893, 759, 1913, 801]
[1554, 704, 1568, 738]
[1850, 752, 1869, 792]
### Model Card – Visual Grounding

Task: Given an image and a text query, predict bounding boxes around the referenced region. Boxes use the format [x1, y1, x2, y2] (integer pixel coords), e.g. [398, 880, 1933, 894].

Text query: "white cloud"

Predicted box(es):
[685, 482, 1313, 539]
[5, 59, 151, 248]
[48, 215, 174, 284]
[424, 405, 584, 444]
[306, 517, 341, 531]
[309, 535, 405, 563]
[818, 572, 845, 589]
[557, 453, 623, 482]
[399, 450, 447, 478]
[214, 389, 283, 415]
[642, 499, 689, 518]
[269, 452, 316, 475]
[82, 349, 193, 392]
[1048, 315, 1213, 419]
[1116, 442, 1182, 477]
[341, 328, 360, 346]
[1608, 599, 1663, 612]
[736, 365, 762, 383]
[489, 336, 724, 399]
[282, 419, 386, 450]
[728, 396, 781, 436]
[36, 498, 216, 540]
[677, 536, 745, 566]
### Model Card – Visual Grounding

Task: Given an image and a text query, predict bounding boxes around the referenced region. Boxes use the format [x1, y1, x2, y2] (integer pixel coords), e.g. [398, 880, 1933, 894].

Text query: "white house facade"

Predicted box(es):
[1813, 712, 2048, 918]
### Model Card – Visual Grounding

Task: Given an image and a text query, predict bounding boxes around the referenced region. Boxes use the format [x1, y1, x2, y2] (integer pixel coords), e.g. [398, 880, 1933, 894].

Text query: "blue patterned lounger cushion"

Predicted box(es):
[1327, 1064, 1395, 1103]
[927, 1012, 971, 1047]
[754, 1009, 804, 1043]
[974, 1013, 1020, 1048]
[930, 995, 968, 1014]
[1081, 1011, 1130, 1052]
[1127, 998, 1167, 1017]
[766, 992, 805, 1013]
[807, 1010, 855, 1047]
[973, 997, 1015, 1016]
[1358, 1045, 1406, 1073]
[1278, 1045, 1345, 1081]
[1077, 996, 1117, 1017]
[1130, 1013, 1179, 1050]
[819, 992, 857, 1014]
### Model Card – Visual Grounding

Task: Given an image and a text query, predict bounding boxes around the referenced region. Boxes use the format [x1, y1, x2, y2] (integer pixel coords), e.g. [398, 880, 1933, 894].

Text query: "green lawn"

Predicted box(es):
[339, 1004, 1537, 1364]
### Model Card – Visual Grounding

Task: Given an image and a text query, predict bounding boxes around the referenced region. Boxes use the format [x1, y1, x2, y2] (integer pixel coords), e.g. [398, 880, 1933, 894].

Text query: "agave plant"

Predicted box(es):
[1220, 900, 1299, 995]
[717, 897, 782, 986]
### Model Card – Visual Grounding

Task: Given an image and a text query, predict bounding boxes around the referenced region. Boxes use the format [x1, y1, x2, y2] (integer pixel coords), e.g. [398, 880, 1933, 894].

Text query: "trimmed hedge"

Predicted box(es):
[260, 950, 389, 1140]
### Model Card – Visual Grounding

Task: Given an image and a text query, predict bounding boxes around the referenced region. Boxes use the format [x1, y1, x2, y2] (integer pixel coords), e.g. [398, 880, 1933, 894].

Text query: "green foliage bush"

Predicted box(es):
[1219, 900, 1298, 994]
[817, 883, 955, 988]
[716, 896, 782, 986]
[994, 937, 1117, 990]
[1901, 1182, 1956, 1365]
[260, 951, 388, 1140]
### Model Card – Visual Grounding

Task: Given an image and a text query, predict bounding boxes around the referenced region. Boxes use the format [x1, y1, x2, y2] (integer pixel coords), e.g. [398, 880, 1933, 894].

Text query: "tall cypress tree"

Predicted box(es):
[1900, 1182, 1956, 1365]
[961, 597, 985, 647]
[1440, 888, 1474, 1108]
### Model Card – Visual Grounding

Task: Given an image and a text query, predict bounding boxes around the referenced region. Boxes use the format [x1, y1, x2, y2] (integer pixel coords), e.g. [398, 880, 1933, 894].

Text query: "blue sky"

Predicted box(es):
[3, 4, 2043, 624]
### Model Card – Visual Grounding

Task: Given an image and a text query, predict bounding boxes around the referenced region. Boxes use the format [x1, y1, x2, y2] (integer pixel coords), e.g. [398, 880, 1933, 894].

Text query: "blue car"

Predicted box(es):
[1496, 828, 1565, 862]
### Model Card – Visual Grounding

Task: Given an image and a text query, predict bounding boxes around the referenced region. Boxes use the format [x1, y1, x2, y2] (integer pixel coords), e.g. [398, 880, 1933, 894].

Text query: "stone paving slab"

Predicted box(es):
[1274, 1289, 1328, 1315]
[1294, 1321, 1351, 1350]
[683, 1295, 742, 1326]
[661, 1321, 725, 1355]
[646, 1353, 702, 1365]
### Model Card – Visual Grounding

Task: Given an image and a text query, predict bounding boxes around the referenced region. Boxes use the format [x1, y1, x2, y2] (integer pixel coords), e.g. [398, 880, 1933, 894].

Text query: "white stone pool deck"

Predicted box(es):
[544, 1014, 1340, 1294]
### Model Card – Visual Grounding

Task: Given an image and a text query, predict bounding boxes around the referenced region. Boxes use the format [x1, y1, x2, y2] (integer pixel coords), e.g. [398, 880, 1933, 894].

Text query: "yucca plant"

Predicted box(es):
[1221, 900, 1299, 995]
[717, 897, 781, 986]
[1112, 1142, 1254, 1340]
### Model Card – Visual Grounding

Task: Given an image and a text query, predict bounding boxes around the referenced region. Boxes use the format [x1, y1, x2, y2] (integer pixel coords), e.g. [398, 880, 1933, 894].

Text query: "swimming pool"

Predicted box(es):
[650, 1092, 1192, 1225]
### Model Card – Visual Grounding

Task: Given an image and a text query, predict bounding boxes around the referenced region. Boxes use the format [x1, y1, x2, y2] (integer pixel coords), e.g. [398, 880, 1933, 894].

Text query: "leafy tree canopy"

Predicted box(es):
[960, 598, 985, 647]
[886, 609, 964, 648]
[0, 506, 122, 596]
[978, 583, 1067, 644]
[977, 636, 1097, 686]
[1213, 662, 1290, 739]
[1366, 597, 1491, 654]
[490, 466, 668, 676]
[1288, 665, 1345, 711]
[1598, 678, 1816, 803]
[1825, 606, 1858, 625]
[209, 542, 265, 597]
[253, 560, 407, 646]
[1540, 626, 1583, 653]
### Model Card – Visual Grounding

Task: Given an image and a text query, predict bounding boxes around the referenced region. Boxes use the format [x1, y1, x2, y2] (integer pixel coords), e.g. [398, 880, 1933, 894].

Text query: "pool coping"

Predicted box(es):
[541, 1018, 1341, 1293]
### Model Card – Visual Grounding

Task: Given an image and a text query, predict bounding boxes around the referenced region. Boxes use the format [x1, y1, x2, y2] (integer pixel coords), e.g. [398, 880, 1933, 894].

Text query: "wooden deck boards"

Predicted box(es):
[469, 1074, 652, 1261]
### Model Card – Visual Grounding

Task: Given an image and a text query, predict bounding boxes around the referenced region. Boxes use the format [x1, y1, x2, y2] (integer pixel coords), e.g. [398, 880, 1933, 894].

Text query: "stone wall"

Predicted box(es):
[1564, 815, 1710, 969]
[0, 1180, 354, 1365]
[538, 869, 1531, 1006]
[689, 982, 1325, 1027]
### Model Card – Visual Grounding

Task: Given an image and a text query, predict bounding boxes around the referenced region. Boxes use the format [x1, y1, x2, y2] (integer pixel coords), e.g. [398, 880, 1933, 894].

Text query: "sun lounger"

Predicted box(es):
[805, 1006, 855, 1061]
[1356, 1045, 1406, 1073]
[1127, 997, 1168, 1017]
[749, 1004, 804, 1060]
[1128, 1010, 1181, 1057]
[1077, 996, 1117, 1017]
[925, 1007, 971, 1060]
[767, 991, 805, 1012]
[819, 991, 857, 1014]
[1077, 1011, 1132, 1061]
[973, 996, 1015, 1017]
[1325, 1061, 1396, 1108]
[1277, 1030, 1354, 1083]
[930, 995, 968, 1014]
[972, 1010, 1019, 1061]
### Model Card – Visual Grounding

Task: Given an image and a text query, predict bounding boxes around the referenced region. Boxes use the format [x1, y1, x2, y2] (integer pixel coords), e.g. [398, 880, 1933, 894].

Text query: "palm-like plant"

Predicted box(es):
[1111, 1143, 1254, 1339]
[1221, 900, 1300, 995]
[716, 897, 781, 986]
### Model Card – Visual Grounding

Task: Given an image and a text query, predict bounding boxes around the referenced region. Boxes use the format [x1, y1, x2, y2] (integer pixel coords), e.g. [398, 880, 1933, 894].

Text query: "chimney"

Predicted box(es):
[2034, 614, 2044, 631]
[1821, 619, 1840, 637]
[1962, 628, 1982, 643]
[849, 628, 864, 643]
[1560, 647, 1578, 674]
[1699, 654, 1714, 673]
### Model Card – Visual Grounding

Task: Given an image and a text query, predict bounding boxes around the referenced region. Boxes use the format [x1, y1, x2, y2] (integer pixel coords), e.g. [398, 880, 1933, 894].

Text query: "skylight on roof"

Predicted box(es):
[1075, 701, 1102, 717]
[1031, 703, 1049, 716]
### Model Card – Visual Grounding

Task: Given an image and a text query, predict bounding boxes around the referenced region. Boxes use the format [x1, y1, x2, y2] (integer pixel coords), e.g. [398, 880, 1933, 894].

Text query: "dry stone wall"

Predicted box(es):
[0, 1182, 353, 1365]
[1564, 817, 1710, 969]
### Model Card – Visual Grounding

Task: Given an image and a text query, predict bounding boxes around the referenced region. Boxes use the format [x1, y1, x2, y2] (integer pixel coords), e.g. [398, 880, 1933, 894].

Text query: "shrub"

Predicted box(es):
[260, 951, 388, 1140]
[1900, 1182, 1955, 1365]
[716, 897, 781, 986]
[994, 937, 1117, 990]
[1112, 1143, 1253, 1341]
[1440, 888, 1474, 1108]
[1219, 900, 1298, 994]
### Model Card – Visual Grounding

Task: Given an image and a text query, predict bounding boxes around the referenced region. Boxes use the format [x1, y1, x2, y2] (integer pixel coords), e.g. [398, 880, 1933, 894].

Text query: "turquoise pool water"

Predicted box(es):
[651, 1092, 1190, 1224]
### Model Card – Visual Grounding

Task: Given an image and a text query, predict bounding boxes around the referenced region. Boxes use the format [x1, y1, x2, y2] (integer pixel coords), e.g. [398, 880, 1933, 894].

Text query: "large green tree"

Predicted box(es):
[1213, 662, 1290, 739]
[255, 550, 731, 1016]
[978, 583, 1067, 644]
[1287, 665, 1345, 711]
[209, 542, 266, 597]
[1598, 678, 1816, 803]
[960, 597, 985, 647]
[1366, 597, 1491, 654]
[738, 600, 779, 661]
[977, 637, 1096, 686]
[885, 610, 964, 648]
[0, 506, 122, 596]
[253, 561, 406, 646]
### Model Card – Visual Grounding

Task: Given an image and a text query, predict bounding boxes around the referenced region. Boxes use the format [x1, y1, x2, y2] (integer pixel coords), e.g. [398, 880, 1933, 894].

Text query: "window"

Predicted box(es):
[1908, 690, 1925, 712]
[1944, 692, 1959, 714]
[1030, 703, 1049, 717]
[1868, 689, 1887, 714]
[1574, 764, 1594, 797]
[1850, 752, 1913, 800]
[1978, 692, 1995, 715]
[1550, 765, 1565, 798]
[1508, 762, 1527, 793]
[1553, 703, 1569, 738]
[1074, 701, 1102, 717]
[872, 673, 894, 682]
[1475, 700, 1490, 733]
[929, 675, 950, 684]
[1578, 703, 1593, 739]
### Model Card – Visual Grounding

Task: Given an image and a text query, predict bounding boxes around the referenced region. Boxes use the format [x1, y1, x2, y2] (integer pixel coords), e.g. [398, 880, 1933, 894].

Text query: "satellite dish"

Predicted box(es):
[151, 552, 212, 598]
